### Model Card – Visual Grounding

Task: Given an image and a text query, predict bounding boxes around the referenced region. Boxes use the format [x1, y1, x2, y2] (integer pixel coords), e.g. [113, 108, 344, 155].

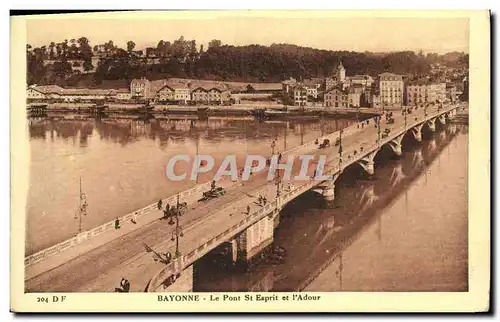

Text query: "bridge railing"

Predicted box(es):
[24, 174, 239, 267]
[283, 117, 370, 156]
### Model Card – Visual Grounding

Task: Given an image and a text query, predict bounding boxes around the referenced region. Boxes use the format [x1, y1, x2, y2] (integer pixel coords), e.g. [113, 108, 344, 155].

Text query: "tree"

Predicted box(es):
[56, 43, 62, 58]
[189, 40, 197, 56]
[83, 60, 94, 72]
[208, 39, 222, 48]
[49, 42, 56, 59]
[127, 41, 136, 52]
[40, 46, 48, 60]
[62, 39, 69, 57]
[26, 46, 46, 85]
[104, 40, 115, 53]
[77, 37, 93, 65]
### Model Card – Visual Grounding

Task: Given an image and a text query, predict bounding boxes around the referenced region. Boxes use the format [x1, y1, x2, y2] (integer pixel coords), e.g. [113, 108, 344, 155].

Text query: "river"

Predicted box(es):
[192, 123, 468, 292]
[26, 115, 356, 254]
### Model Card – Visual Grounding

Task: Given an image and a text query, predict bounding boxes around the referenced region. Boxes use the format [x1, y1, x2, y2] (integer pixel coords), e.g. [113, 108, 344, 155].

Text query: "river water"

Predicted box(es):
[27, 116, 355, 254]
[193, 123, 468, 292]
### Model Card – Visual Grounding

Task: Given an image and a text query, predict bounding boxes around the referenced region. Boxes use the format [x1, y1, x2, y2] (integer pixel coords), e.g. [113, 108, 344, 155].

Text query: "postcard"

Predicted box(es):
[10, 9, 490, 313]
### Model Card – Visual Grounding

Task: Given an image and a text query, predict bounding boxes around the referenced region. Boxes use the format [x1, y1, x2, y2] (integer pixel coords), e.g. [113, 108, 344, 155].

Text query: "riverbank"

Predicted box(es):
[28, 102, 381, 120]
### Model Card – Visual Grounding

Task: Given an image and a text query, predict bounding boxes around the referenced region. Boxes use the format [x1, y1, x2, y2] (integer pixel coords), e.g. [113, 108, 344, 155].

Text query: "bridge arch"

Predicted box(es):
[403, 123, 424, 144]
[424, 117, 437, 133]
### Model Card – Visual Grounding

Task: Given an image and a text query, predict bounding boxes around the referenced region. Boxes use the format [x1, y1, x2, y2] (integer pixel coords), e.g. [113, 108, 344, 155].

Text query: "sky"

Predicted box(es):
[26, 12, 470, 54]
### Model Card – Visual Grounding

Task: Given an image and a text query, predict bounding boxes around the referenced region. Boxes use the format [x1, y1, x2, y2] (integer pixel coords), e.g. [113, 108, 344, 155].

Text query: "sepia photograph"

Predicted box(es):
[10, 10, 490, 312]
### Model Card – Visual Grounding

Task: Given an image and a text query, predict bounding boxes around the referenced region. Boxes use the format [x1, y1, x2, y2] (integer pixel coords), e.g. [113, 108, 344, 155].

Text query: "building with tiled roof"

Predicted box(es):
[282, 77, 297, 94]
[27, 85, 65, 96]
[130, 77, 151, 99]
[348, 74, 374, 87]
[324, 87, 349, 108]
[27, 84, 117, 102]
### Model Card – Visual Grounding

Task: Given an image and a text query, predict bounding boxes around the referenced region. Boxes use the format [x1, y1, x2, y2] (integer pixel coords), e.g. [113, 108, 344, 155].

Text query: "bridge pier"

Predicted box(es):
[411, 149, 424, 169]
[387, 134, 404, 157]
[312, 173, 340, 206]
[447, 123, 457, 135]
[358, 183, 379, 212]
[230, 239, 238, 264]
[426, 118, 436, 133]
[409, 124, 423, 142]
[161, 264, 194, 292]
[426, 138, 437, 154]
[234, 214, 275, 268]
[438, 130, 447, 142]
[388, 163, 406, 188]
[357, 149, 378, 176]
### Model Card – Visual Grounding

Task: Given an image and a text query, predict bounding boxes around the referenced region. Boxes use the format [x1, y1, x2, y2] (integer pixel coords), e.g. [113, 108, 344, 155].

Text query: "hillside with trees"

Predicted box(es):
[26, 37, 469, 87]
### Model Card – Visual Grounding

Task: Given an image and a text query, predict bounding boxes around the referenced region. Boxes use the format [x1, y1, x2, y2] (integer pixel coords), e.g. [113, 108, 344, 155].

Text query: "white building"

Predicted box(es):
[293, 85, 308, 106]
[27, 86, 47, 100]
[26, 85, 65, 100]
[116, 89, 132, 100]
[175, 88, 191, 104]
[406, 82, 446, 105]
[378, 72, 404, 107]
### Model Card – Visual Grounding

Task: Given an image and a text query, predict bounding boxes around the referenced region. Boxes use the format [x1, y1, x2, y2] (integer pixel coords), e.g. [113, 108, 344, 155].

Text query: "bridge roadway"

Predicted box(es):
[26, 103, 460, 292]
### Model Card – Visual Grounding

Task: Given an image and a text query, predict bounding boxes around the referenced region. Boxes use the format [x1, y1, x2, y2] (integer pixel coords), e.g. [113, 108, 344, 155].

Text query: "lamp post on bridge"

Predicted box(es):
[168, 194, 184, 259]
[375, 116, 381, 144]
[74, 177, 88, 235]
[275, 164, 282, 199]
[271, 140, 276, 156]
[338, 129, 343, 170]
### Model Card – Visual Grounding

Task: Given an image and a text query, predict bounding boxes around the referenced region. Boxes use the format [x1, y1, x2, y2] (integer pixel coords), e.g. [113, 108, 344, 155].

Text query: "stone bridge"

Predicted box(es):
[145, 103, 461, 292]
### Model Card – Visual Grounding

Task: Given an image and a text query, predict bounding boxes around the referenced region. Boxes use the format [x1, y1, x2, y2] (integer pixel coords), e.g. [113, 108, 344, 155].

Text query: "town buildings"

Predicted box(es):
[325, 61, 346, 91]
[26, 84, 117, 102]
[377, 72, 405, 107]
[446, 84, 458, 103]
[130, 78, 151, 99]
[293, 85, 308, 106]
[406, 81, 446, 105]
[347, 86, 363, 108]
[324, 88, 348, 108]
[282, 77, 298, 94]
[348, 75, 375, 88]
[27, 56, 465, 108]
[116, 89, 132, 100]
[27, 77, 239, 105]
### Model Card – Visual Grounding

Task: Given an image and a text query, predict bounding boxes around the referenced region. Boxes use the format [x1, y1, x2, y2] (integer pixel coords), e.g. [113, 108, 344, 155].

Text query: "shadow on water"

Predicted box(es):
[192, 123, 466, 292]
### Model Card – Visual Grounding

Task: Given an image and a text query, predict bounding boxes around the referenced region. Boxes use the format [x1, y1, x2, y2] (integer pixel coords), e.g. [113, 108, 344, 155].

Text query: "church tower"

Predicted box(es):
[337, 61, 346, 82]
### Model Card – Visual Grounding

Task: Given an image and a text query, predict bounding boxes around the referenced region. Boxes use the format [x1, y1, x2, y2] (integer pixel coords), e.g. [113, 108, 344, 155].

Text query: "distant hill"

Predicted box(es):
[27, 40, 469, 87]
